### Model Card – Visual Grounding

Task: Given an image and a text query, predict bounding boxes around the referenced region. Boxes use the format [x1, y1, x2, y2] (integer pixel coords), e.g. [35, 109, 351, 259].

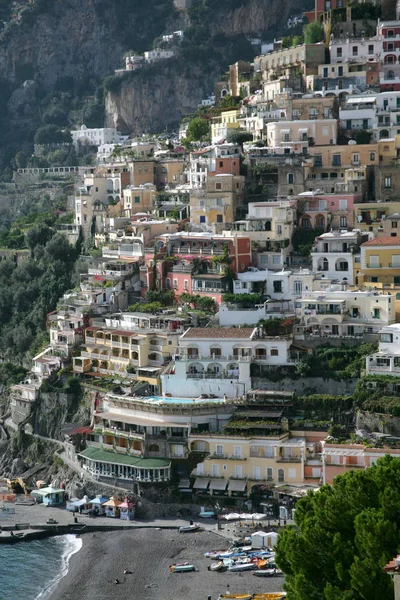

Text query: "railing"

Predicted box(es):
[276, 456, 302, 463]
[187, 372, 239, 380]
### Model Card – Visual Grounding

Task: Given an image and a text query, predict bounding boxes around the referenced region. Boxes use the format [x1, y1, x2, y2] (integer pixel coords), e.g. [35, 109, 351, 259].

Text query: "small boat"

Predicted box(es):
[216, 551, 246, 559]
[228, 562, 257, 572]
[254, 568, 284, 577]
[169, 563, 195, 573]
[204, 550, 226, 558]
[199, 511, 216, 518]
[178, 524, 200, 533]
[209, 560, 224, 571]
[232, 545, 252, 552]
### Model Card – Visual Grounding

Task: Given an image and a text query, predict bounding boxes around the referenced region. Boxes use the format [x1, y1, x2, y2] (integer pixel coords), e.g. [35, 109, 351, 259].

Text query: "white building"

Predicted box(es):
[144, 49, 175, 62]
[329, 36, 382, 64]
[161, 327, 294, 397]
[266, 119, 338, 152]
[366, 323, 400, 376]
[339, 95, 377, 132]
[295, 287, 395, 340]
[71, 125, 121, 149]
[311, 230, 363, 285]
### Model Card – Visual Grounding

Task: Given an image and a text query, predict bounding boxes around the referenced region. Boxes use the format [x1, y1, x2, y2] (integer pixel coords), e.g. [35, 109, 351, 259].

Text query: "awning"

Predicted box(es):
[228, 479, 248, 492]
[346, 95, 376, 104]
[193, 478, 210, 490]
[209, 479, 228, 491]
[299, 128, 308, 132]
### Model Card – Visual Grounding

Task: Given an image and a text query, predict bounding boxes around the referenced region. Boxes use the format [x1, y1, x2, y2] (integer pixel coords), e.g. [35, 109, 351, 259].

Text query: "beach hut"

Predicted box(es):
[31, 486, 65, 506]
[88, 495, 108, 516]
[251, 530, 270, 549]
[265, 531, 279, 548]
[119, 498, 136, 521]
[102, 496, 122, 518]
[66, 498, 81, 512]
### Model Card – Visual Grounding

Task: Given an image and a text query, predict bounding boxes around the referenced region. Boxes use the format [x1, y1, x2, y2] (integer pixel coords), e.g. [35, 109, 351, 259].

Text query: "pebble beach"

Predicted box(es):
[50, 529, 285, 600]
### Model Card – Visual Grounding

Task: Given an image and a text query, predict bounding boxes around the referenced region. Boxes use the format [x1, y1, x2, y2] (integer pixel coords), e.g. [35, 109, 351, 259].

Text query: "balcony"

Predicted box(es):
[187, 372, 239, 380]
[276, 456, 302, 463]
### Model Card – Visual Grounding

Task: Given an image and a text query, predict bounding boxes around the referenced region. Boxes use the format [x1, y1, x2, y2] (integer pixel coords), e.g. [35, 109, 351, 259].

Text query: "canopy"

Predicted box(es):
[103, 496, 122, 507]
[228, 479, 247, 492]
[89, 496, 108, 505]
[33, 486, 64, 496]
[193, 478, 209, 490]
[209, 479, 228, 491]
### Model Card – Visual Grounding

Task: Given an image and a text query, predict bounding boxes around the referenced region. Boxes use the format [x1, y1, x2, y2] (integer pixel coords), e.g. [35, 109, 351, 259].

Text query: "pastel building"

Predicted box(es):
[162, 327, 294, 398]
[311, 229, 366, 285]
[359, 236, 400, 285]
[366, 323, 400, 376]
[266, 120, 338, 152]
[322, 443, 400, 484]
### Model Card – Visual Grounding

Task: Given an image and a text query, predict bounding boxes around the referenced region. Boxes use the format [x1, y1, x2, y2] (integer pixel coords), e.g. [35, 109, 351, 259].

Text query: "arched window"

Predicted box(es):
[278, 469, 284, 483]
[387, 70, 395, 80]
[148, 444, 160, 452]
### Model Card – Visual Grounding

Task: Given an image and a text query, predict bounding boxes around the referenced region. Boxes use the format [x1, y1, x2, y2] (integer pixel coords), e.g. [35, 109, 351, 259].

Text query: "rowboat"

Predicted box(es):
[228, 562, 257, 572]
[169, 563, 195, 573]
[178, 524, 200, 533]
[209, 560, 224, 571]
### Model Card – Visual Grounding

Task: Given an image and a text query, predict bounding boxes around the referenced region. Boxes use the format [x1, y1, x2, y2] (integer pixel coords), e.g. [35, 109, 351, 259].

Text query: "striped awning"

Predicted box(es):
[193, 478, 210, 490]
[228, 479, 247, 492]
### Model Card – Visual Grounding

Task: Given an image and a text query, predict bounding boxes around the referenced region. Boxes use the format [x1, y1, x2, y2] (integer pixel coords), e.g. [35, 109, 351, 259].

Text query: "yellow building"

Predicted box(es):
[129, 160, 156, 187]
[378, 135, 400, 165]
[211, 109, 241, 144]
[353, 200, 400, 236]
[122, 184, 157, 216]
[358, 236, 400, 286]
[189, 175, 245, 226]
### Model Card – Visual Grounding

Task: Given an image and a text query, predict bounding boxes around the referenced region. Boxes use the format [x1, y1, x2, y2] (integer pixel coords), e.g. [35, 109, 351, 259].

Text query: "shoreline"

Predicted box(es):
[49, 529, 285, 600]
[37, 534, 82, 600]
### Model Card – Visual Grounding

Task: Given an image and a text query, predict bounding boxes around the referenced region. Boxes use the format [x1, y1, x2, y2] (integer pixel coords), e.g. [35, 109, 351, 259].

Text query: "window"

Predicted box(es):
[216, 214, 223, 223]
[253, 467, 261, 480]
[393, 221, 398, 228]
[339, 198, 347, 210]
[370, 152, 375, 161]
[294, 280, 302, 294]
[338, 65, 343, 77]
[272, 255, 281, 264]
[283, 133, 290, 142]
[385, 177, 392, 189]
[394, 276, 400, 285]
[323, 67, 328, 78]
[391, 254, 400, 267]
[277, 225, 282, 235]
[173, 279, 178, 290]
[273, 281, 282, 293]
[215, 182, 222, 190]
[381, 333, 394, 343]
[352, 153, 360, 165]
[309, 108, 317, 119]
[212, 464, 220, 477]
[266, 468, 273, 481]
[346, 120, 352, 130]
[271, 348, 279, 356]
[278, 468, 284, 483]
[234, 446, 242, 458]
[336, 47, 342, 58]
[340, 216, 347, 227]
[373, 308, 380, 319]
[234, 465, 243, 478]
[368, 44, 374, 54]
[314, 154, 322, 167]
[135, 196, 140, 203]
[216, 444, 223, 455]
[352, 46, 358, 56]
[219, 161, 223, 167]
[287, 173, 294, 184]
[288, 468, 296, 479]
[200, 216, 206, 223]
[332, 154, 341, 166]
[184, 280, 189, 290]
[369, 255, 380, 267]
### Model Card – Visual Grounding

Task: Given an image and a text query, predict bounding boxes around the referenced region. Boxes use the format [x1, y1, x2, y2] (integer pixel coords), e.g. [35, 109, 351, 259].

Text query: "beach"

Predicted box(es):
[50, 529, 285, 600]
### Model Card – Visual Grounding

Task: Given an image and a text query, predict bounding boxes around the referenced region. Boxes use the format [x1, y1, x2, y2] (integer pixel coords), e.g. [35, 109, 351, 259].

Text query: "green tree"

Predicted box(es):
[276, 455, 400, 600]
[303, 21, 324, 44]
[1, 167, 13, 182]
[186, 117, 210, 141]
[226, 130, 253, 146]
[15, 151, 27, 169]
[356, 130, 372, 144]
[34, 125, 71, 144]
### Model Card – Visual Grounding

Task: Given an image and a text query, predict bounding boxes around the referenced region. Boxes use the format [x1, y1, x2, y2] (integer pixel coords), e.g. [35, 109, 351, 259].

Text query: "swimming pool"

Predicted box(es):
[144, 396, 226, 404]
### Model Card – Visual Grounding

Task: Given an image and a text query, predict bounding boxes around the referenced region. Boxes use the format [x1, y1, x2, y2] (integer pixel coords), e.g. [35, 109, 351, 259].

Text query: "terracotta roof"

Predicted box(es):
[181, 327, 256, 339]
[383, 555, 400, 573]
[361, 236, 400, 246]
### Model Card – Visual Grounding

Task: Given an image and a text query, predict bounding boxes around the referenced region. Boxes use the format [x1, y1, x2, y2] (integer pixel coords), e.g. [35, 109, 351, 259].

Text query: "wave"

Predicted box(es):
[36, 534, 83, 600]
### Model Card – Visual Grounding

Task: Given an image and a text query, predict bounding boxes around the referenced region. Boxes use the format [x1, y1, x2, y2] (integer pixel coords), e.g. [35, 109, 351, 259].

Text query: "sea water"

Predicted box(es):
[0, 535, 82, 599]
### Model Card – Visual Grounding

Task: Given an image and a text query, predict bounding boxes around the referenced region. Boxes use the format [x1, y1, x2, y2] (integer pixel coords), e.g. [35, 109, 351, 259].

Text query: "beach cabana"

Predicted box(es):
[102, 496, 122, 518]
[66, 498, 81, 512]
[119, 498, 135, 521]
[251, 530, 270, 549]
[88, 495, 108, 516]
[31, 486, 65, 506]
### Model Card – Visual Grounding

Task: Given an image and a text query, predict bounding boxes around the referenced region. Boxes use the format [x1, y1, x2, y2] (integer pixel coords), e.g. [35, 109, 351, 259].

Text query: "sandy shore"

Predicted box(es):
[50, 529, 285, 600]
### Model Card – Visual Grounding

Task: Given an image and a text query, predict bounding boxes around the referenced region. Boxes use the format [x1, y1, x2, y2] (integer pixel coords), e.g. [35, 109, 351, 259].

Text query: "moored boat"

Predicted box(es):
[169, 563, 195, 573]
[218, 595, 253, 600]
[254, 568, 284, 577]
[209, 560, 224, 571]
[178, 524, 200, 533]
[199, 511, 216, 518]
[228, 562, 257, 572]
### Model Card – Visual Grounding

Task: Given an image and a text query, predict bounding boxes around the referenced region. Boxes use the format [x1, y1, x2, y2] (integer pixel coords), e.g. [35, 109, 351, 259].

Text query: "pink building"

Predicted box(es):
[296, 192, 361, 230]
[322, 442, 400, 484]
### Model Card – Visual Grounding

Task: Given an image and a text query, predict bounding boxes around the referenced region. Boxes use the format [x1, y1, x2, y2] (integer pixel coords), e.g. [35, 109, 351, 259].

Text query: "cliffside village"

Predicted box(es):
[9, 0, 400, 515]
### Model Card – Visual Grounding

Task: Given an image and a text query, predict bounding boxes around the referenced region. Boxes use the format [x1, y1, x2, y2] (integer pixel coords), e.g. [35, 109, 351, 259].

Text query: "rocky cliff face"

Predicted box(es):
[105, 61, 219, 134]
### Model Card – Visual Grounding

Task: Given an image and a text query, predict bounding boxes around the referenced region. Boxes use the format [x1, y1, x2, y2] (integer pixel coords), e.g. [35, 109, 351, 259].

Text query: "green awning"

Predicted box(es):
[79, 446, 170, 468]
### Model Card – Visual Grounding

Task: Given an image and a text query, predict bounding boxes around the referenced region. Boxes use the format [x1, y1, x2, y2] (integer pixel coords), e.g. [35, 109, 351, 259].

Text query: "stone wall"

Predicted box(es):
[252, 376, 358, 396]
[356, 410, 400, 436]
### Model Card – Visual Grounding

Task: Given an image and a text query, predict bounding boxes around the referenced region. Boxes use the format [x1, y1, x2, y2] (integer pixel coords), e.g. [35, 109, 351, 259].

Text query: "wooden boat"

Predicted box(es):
[228, 562, 257, 572]
[169, 563, 195, 573]
[178, 524, 200, 533]
[209, 560, 224, 571]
